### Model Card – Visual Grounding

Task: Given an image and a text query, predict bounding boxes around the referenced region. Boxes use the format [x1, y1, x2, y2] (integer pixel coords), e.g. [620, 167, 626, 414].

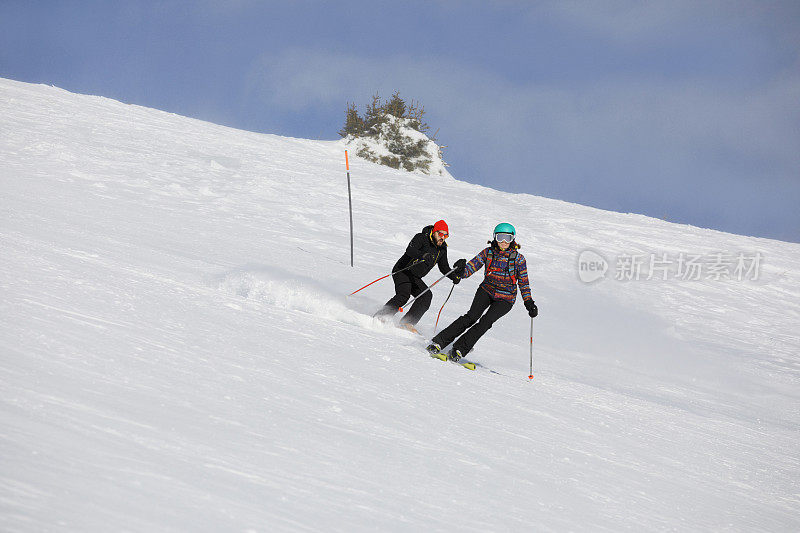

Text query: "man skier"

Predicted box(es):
[376, 220, 466, 332]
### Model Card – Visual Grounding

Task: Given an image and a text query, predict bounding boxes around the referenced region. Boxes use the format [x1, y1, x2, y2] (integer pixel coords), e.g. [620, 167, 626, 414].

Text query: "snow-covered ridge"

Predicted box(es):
[343, 114, 449, 176]
[2, 77, 799, 531]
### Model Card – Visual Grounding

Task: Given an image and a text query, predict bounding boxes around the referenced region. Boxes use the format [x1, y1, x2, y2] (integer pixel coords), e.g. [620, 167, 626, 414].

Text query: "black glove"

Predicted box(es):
[421, 252, 435, 265]
[448, 258, 467, 284]
[453, 258, 467, 277]
[525, 300, 538, 318]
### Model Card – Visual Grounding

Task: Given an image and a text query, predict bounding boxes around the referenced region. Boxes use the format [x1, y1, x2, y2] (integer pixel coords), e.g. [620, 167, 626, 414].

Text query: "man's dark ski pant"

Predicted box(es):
[377, 271, 432, 326]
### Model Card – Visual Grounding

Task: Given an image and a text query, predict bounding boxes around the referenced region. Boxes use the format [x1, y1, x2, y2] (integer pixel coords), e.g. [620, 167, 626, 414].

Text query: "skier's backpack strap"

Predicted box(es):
[508, 250, 518, 285]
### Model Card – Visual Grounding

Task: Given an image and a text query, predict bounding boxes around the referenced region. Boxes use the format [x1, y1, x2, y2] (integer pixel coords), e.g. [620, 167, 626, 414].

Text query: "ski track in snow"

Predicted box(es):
[2, 78, 800, 531]
[214, 266, 414, 338]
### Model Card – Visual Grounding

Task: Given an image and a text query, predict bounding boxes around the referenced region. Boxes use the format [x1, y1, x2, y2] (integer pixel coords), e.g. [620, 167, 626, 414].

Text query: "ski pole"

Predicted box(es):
[348, 262, 418, 296]
[528, 317, 534, 381]
[433, 282, 455, 336]
[399, 267, 457, 312]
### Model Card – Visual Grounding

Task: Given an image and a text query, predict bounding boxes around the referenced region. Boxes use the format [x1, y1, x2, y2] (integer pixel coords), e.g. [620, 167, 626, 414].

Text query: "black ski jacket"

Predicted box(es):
[393, 225, 454, 279]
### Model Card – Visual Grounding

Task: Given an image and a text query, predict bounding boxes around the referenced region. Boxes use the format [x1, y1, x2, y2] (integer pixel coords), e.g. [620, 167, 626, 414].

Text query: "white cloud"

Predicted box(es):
[242, 47, 799, 183]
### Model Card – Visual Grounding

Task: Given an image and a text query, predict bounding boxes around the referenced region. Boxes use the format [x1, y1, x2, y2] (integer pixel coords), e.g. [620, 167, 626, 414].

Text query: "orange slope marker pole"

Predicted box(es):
[345, 150, 354, 267]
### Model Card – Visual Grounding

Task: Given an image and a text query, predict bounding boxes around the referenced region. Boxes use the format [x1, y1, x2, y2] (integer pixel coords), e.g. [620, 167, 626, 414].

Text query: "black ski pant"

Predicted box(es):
[376, 271, 432, 326]
[432, 287, 513, 354]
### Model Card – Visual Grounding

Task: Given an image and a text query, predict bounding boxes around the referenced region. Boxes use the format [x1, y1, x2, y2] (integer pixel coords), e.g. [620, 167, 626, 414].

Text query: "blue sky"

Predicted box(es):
[3, 1, 799, 242]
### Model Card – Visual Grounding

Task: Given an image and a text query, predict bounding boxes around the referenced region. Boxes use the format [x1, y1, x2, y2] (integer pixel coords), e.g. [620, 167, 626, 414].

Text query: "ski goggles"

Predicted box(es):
[494, 232, 515, 243]
[433, 230, 449, 238]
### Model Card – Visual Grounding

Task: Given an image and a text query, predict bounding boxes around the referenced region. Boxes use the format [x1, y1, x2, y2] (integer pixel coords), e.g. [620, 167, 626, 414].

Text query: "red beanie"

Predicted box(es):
[432, 220, 449, 235]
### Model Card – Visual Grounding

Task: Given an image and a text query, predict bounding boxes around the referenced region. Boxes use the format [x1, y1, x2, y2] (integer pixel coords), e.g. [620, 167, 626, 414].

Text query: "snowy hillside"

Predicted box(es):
[1, 77, 799, 531]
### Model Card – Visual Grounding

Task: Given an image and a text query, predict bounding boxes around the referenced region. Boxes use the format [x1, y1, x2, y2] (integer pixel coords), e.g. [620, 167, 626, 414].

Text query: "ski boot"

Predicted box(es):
[425, 342, 442, 355]
[447, 348, 464, 363]
[427, 342, 447, 361]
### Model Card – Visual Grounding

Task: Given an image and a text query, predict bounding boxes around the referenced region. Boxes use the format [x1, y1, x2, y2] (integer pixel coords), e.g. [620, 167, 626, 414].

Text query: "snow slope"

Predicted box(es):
[1, 77, 799, 531]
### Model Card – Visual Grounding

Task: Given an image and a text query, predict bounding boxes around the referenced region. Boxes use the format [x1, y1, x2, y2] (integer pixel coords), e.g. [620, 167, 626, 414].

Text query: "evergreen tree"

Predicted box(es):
[338, 102, 364, 138]
[363, 93, 386, 134]
[384, 91, 407, 119]
[407, 100, 429, 134]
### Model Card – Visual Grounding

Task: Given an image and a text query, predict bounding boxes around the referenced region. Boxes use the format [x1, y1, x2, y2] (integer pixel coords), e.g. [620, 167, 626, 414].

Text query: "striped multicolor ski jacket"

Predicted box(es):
[462, 244, 533, 304]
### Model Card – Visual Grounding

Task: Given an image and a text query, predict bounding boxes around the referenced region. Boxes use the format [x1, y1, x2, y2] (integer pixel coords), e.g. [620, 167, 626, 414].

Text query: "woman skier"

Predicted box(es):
[426, 223, 538, 361]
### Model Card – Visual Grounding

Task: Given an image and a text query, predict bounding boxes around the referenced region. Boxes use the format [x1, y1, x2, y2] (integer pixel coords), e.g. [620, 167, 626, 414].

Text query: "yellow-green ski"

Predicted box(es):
[429, 351, 476, 371]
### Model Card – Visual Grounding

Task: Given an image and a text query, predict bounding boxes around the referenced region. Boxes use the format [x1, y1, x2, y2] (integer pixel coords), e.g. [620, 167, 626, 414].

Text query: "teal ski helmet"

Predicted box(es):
[493, 222, 516, 238]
